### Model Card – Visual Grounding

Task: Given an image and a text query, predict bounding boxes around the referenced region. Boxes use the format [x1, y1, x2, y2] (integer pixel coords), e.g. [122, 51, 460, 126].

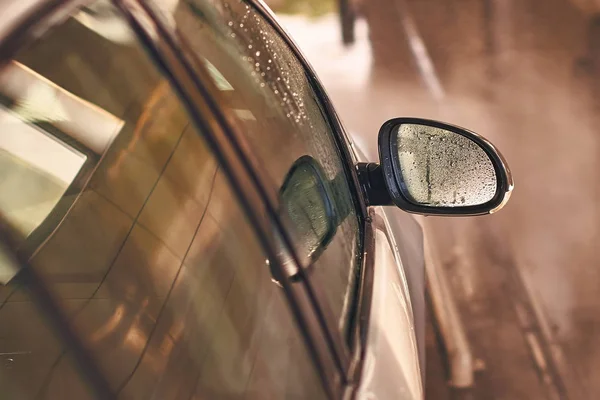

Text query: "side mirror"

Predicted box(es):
[358, 118, 513, 215]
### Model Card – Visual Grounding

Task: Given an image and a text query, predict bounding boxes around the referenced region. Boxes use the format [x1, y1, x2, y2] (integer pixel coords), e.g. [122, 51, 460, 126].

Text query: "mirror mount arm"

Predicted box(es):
[356, 162, 393, 207]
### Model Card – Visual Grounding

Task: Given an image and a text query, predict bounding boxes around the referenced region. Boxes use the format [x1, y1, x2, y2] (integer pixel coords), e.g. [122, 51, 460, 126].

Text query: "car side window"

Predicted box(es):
[173, 0, 362, 335]
[0, 3, 327, 399]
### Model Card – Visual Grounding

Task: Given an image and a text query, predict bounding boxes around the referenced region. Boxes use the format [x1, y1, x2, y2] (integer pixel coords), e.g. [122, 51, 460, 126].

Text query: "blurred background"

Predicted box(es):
[267, 0, 600, 398]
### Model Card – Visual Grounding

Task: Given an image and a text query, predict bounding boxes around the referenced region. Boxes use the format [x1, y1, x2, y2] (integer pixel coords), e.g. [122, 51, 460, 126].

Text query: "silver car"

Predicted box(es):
[0, 0, 512, 399]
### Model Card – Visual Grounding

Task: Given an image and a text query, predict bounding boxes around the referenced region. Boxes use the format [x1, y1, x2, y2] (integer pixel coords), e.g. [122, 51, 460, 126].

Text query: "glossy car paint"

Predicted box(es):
[0, 1, 425, 399]
[355, 210, 422, 400]
[352, 129, 426, 385]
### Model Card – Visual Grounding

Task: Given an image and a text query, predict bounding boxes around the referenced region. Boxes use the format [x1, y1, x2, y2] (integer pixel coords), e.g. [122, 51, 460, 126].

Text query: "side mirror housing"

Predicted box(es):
[357, 118, 513, 216]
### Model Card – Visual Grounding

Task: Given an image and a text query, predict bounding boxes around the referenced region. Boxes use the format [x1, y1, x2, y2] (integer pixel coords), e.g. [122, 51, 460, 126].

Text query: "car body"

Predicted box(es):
[0, 1, 511, 399]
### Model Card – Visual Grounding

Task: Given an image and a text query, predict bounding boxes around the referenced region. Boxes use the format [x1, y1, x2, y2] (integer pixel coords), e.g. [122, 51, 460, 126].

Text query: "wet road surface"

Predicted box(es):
[279, 0, 600, 398]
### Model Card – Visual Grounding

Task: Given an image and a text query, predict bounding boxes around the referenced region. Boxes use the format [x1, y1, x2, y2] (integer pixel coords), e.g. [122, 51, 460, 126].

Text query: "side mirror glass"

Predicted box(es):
[377, 118, 513, 215]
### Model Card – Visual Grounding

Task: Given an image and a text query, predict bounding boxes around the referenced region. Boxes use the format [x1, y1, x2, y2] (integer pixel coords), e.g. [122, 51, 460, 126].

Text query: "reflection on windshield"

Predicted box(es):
[280, 156, 336, 261]
[273, 155, 352, 283]
[0, 61, 123, 284]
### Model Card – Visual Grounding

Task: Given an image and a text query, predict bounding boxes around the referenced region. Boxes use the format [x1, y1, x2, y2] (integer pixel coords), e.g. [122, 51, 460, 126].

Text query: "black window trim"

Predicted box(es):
[247, 0, 372, 381]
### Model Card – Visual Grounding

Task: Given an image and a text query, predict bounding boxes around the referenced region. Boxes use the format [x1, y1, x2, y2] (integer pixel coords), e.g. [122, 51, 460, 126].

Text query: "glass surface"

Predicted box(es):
[0, 2, 327, 399]
[395, 124, 497, 207]
[173, 0, 361, 333]
[280, 156, 336, 265]
[0, 107, 86, 238]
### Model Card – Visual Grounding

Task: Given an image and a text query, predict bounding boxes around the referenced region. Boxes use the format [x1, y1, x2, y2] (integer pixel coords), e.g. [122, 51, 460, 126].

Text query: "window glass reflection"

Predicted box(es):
[0, 1, 326, 399]
[173, 0, 361, 335]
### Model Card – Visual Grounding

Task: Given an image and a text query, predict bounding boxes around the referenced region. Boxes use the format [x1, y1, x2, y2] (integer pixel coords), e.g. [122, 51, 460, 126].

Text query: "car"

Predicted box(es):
[0, 0, 513, 399]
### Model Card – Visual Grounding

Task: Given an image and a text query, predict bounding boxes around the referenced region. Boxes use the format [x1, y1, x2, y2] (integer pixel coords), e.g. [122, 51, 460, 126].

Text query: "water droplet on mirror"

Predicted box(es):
[255, 51, 260, 57]
[228, 21, 233, 26]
